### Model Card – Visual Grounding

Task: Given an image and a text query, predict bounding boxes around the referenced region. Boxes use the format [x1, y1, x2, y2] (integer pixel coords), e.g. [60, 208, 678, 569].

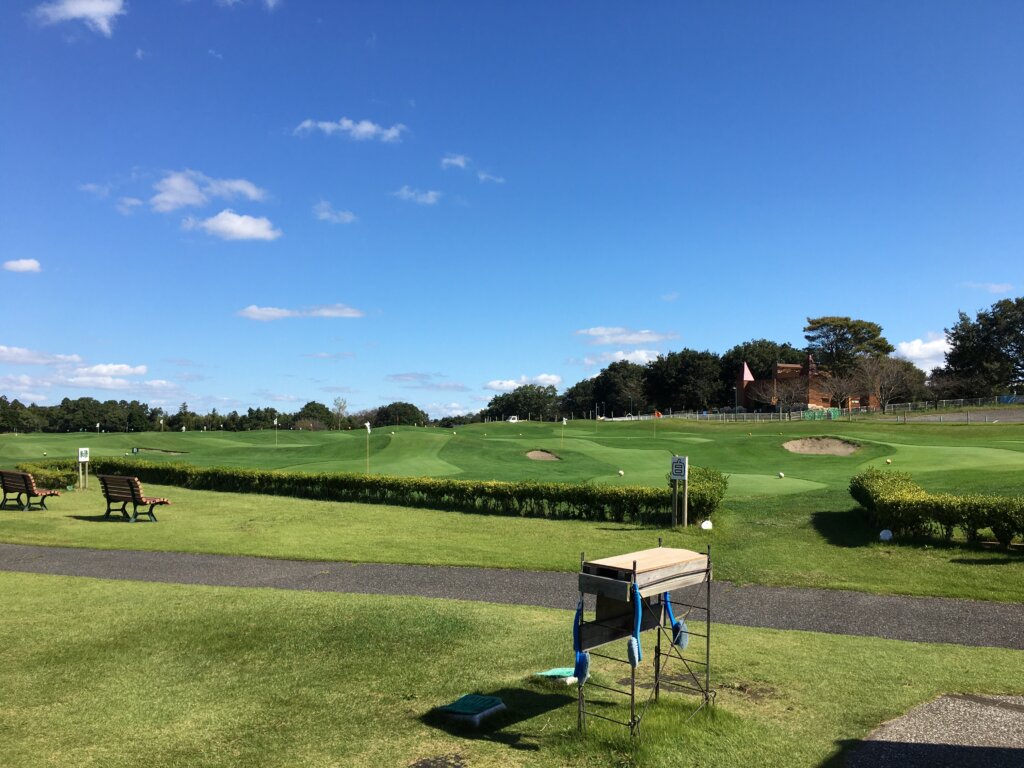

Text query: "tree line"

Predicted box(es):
[1, 299, 1020, 433]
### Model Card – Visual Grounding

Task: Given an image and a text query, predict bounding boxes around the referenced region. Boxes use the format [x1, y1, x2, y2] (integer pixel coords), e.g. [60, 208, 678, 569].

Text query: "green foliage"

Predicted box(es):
[645, 349, 723, 412]
[939, 297, 1024, 395]
[481, 384, 560, 422]
[20, 457, 727, 525]
[374, 401, 429, 427]
[803, 316, 894, 374]
[15, 463, 78, 489]
[849, 468, 1024, 546]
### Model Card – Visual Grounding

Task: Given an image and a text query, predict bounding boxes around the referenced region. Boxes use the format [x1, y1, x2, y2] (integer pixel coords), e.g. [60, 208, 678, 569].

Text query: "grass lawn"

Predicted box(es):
[1, 482, 1021, 602]
[1, 571, 1021, 768]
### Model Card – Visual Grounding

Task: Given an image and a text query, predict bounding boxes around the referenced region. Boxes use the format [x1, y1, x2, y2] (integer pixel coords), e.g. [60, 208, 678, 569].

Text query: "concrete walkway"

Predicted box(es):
[2, 542, 1022, 650]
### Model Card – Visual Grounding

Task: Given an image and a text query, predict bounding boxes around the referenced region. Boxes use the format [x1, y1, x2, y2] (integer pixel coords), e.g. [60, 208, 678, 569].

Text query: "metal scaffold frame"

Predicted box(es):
[575, 542, 715, 738]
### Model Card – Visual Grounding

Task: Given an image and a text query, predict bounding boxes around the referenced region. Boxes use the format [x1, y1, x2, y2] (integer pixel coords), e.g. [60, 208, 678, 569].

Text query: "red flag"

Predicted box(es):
[654, 410, 662, 418]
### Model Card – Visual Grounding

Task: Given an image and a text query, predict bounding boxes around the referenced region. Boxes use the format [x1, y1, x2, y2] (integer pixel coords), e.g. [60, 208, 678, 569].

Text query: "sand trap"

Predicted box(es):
[527, 450, 560, 461]
[783, 437, 859, 456]
[138, 447, 187, 455]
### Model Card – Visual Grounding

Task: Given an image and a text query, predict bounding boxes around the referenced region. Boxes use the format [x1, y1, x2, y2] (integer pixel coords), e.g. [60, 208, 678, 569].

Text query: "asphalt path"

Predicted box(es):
[2, 542, 1022, 650]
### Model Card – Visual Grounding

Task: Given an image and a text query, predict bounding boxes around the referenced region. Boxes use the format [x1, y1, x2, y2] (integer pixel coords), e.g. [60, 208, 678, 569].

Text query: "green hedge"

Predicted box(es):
[849, 468, 1024, 546]
[18, 458, 727, 526]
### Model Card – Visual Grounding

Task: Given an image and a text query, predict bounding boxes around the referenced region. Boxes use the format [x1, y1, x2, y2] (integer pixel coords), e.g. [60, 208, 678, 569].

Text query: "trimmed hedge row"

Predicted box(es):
[850, 468, 1024, 546]
[17, 458, 727, 526]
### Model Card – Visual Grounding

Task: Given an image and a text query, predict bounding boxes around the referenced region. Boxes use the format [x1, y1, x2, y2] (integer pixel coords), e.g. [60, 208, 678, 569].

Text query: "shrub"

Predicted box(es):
[19, 458, 728, 526]
[849, 469, 1023, 546]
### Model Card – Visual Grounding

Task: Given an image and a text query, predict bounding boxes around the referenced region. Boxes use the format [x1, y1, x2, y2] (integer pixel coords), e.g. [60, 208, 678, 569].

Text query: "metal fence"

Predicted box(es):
[885, 395, 1023, 413]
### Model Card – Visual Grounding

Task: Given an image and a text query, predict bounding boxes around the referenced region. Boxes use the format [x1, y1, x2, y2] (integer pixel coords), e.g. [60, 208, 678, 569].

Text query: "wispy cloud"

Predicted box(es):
[484, 373, 562, 392]
[34, 0, 126, 37]
[661, 291, 679, 302]
[477, 171, 505, 184]
[0, 344, 80, 365]
[66, 375, 132, 390]
[294, 117, 406, 143]
[427, 402, 472, 418]
[75, 363, 147, 376]
[582, 350, 660, 366]
[184, 209, 281, 241]
[116, 196, 143, 215]
[150, 170, 267, 212]
[441, 154, 469, 169]
[238, 303, 364, 321]
[576, 327, 677, 346]
[79, 182, 111, 198]
[962, 281, 1014, 295]
[313, 200, 357, 224]
[4, 259, 42, 273]
[394, 185, 441, 205]
[135, 47, 144, 59]
[386, 372, 469, 391]
[895, 334, 950, 372]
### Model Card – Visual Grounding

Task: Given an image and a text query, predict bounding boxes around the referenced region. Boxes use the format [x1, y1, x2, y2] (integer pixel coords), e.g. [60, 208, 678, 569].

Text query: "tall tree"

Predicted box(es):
[482, 384, 560, 421]
[332, 397, 348, 429]
[939, 298, 1024, 395]
[560, 378, 595, 418]
[803, 316, 894, 374]
[374, 401, 428, 427]
[645, 349, 723, 412]
[591, 360, 646, 417]
[856, 356, 927, 410]
[295, 401, 333, 430]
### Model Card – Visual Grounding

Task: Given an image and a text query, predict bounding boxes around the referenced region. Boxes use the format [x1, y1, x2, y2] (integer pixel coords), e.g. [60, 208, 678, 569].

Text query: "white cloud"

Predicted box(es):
[116, 196, 143, 215]
[208, 48, 224, 60]
[150, 170, 267, 212]
[661, 291, 679, 302]
[428, 402, 471, 418]
[293, 117, 406, 143]
[0, 345, 80, 365]
[135, 47, 144, 59]
[79, 182, 110, 198]
[582, 350, 661, 366]
[75, 363, 147, 376]
[962, 281, 1014, 295]
[313, 200, 357, 224]
[143, 379, 179, 391]
[895, 334, 950, 372]
[4, 259, 42, 273]
[184, 209, 282, 241]
[264, 0, 281, 9]
[394, 185, 441, 205]
[238, 303, 364, 321]
[35, 0, 126, 37]
[477, 171, 505, 184]
[441, 154, 469, 169]
[576, 327, 677, 346]
[484, 374, 563, 392]
[66, 375, 131, 390]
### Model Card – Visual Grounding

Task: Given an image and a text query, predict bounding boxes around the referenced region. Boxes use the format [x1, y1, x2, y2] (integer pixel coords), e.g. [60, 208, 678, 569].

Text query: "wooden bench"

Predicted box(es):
[97, 474, 170, 522]
[0, 470, 61, 511]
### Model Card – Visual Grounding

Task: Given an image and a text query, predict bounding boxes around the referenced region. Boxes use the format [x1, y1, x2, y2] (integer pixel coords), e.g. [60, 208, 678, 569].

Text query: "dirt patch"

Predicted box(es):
[137, 447, 187, 455]
[783, 437, 859, 456]
[526, 450, 560, 461]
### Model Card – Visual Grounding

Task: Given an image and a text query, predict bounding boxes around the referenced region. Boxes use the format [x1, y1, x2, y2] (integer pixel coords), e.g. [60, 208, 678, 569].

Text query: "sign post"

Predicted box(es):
[78, 447, 90, 490]
[670, 455, 688, 527]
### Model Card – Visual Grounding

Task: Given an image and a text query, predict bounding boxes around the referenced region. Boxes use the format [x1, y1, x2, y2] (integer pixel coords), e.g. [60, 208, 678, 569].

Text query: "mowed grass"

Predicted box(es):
[1, 571, 1021, 768]
[1, 481, 1021, 602]
[2, 419, 1022, 602]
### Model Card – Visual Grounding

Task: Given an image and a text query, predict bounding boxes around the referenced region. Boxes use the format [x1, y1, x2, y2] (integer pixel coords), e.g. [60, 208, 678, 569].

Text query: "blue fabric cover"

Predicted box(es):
[662, 592, 689, 649]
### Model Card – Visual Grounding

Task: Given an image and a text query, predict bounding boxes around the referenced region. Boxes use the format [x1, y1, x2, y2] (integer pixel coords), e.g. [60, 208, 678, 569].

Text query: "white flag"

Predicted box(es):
[563, 417, 568, 426]
[273, 418, 278, 426]
[364, 421, 371, 433]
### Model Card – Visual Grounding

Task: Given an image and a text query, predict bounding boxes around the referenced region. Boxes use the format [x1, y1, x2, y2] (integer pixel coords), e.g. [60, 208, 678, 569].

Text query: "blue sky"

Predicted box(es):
[2, 1, 1021, 418]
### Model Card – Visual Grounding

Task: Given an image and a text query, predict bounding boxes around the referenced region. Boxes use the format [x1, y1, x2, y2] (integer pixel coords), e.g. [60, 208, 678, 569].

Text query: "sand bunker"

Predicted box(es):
[783, 437, 859, 456]
[526, 450, 560, 461]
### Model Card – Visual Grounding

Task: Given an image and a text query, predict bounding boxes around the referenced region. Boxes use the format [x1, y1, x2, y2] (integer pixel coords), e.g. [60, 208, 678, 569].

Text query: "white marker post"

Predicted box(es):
[78, 447, 90, 490]
[670, 455, 688, 527]
[364, 421, 371, 474]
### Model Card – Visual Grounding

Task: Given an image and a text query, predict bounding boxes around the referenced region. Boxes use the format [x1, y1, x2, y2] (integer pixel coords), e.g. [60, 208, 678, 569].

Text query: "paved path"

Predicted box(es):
[2, 542, 1022, 650]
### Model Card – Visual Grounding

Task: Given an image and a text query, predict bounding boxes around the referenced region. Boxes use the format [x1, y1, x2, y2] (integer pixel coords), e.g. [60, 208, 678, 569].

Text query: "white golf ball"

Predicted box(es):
[618, 470, 625, 476]
[879, 529, 893, 542]
[778, 472, 785, 478]
[885, 459, 892, 465]
[700, 520, 713, 531]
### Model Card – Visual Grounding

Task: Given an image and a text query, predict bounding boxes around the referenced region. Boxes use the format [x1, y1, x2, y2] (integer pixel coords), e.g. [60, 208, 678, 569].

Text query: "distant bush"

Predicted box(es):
[849, 468, 1023, 546]
[19, 458, 728, 526]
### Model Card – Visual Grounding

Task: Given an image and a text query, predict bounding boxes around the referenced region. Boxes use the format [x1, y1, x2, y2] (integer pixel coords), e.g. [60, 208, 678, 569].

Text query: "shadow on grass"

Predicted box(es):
[68, 514, 133, 523]
[421, 686, 574, 752]
[823, 738, 1024, 768]
[951, 555, 1022, 565]
[809, 508, 876, 548]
